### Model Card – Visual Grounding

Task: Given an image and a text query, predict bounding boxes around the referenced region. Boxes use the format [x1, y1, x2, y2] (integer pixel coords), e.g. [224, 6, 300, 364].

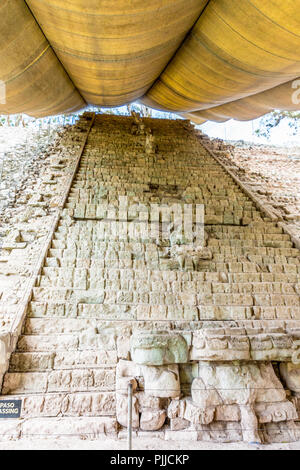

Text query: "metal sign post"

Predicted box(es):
[128, 382, 133, 450]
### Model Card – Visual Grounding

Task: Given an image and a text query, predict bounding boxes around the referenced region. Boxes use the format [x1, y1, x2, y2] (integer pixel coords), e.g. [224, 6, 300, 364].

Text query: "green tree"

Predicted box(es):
[255, 110, 300, 139]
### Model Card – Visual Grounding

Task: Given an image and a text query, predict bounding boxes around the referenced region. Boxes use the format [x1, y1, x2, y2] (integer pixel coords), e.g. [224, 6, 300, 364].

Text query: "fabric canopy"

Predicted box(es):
[181, 79, 300, 123]
[0, 0, 84, 117]
[0, 0, 299, 122]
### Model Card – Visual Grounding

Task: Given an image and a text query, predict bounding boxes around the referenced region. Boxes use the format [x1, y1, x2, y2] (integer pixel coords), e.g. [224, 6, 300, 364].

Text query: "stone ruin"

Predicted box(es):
[131, 111, 158, 157]
[0, 113, 299, 443]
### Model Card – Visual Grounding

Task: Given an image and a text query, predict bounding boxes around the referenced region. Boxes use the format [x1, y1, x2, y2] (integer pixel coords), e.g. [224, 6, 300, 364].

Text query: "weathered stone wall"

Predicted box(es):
[0, 115, 94, 396]
[0, 114, 299, 443]
[0, 126, 61, 216]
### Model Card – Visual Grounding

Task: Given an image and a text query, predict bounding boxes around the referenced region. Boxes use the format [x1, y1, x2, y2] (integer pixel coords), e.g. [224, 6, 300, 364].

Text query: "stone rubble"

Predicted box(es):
[201, 137, 300, 241]
[0, 126, 61, 217]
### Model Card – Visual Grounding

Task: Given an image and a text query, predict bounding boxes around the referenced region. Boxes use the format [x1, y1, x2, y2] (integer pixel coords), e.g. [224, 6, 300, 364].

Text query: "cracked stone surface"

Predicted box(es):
[0, 114, 299, 444]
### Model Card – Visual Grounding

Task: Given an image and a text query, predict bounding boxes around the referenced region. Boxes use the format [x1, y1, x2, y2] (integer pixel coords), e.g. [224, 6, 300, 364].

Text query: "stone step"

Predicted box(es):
[75, 167, 231, 174]
[17, 335, 79, 352]
[40, 264, 300, 283]
[73, 175, 237, 183]
[65, 199, 255, 210]
[76, 162, 226, 170]
[74, 167, 231, 175]
[0, 416, 117, 439]
[31, 287, 300, 308]
[56, 223, 287, 236]
[55, 225, 290, 241]
[66, 196, 253, 206]
[68, 209, 262, 225]
[212, 252, 299, 260]
[208, 226, 286, 234]
[37, 279, 300, 299]
[9, 350, 117, 371]
[48, 248, 300, 264]
[37, 269, 300, 293]
[52, 231, 293, 249]
[76, 157, 223, 164]
[20, 317, 300, 337]
[49, 239, 299, 257]
[27, 301, 300, 321]
[0, 392, 116, 418]
[13, 331, 298, 369]
[2, 368, 115, 395]
[22, 317, 157, 335]
[207, 232, 290, 240]
[16, 329, 119, 351]
[207, 240, 293, 248]
[44, 255, 300, 274]
[212, 247, 298, 255]
[71, 179, 241, 189]
[28, 301, 198, 320]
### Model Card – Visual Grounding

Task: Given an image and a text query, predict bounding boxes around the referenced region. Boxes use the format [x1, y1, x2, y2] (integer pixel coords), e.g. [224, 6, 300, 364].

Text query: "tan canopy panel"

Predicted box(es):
[0, 0, 299, 121]
[180, 114, 207, 126]
[26, 0, 207, 106]
[0, 0, 85, 117]
[143, 0, 300, 112]
[181, 78, 300, 123]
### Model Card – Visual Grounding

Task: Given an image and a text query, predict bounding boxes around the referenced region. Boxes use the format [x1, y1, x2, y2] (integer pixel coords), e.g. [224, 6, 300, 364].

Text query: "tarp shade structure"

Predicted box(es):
[0, 0, 85, 117]
[26, 0, 207, 106]
[0, 0, 299, 123]
[143, 0, 300, 112]
[181, 78, 300, 123]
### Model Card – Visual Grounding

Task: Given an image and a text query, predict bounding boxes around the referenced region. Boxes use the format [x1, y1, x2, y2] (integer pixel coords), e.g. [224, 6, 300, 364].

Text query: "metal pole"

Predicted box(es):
[128, 382, 133, 450]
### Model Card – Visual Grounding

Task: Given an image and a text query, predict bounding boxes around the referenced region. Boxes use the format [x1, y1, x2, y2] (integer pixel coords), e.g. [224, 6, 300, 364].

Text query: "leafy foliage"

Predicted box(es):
[255, 110, 300, 139]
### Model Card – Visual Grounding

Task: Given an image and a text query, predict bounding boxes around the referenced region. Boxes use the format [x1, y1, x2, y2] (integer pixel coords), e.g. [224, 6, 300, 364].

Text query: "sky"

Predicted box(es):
[199, 116, 300, 147]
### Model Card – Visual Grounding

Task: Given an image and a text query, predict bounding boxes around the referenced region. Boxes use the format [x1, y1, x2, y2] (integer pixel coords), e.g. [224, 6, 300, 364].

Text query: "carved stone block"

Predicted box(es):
[131, 332, 188, 366]
[142, 364, 180, 398]
[280, 362, 300, 393]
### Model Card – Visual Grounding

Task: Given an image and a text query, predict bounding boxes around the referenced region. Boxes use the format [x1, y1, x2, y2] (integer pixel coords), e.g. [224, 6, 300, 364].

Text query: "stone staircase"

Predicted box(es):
[1, 114, 299, 443]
